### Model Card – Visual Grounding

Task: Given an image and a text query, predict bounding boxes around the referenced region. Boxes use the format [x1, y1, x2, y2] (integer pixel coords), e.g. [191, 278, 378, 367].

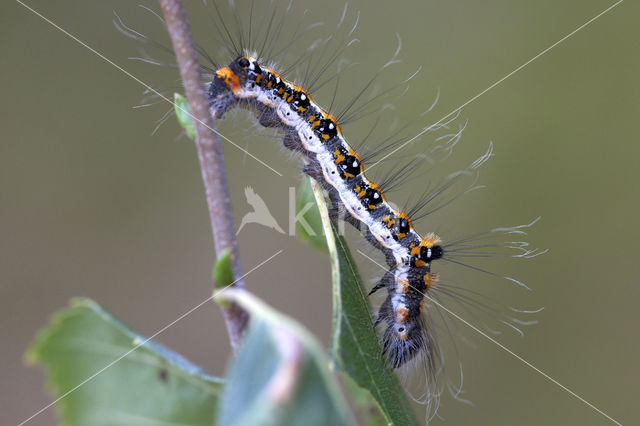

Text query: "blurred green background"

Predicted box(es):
[2, 0, 638, 425]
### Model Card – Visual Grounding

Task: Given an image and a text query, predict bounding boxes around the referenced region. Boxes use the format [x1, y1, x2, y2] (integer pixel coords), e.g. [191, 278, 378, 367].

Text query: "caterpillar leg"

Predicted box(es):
[369, 280, 387, 296]
[254, 103, 280, 128]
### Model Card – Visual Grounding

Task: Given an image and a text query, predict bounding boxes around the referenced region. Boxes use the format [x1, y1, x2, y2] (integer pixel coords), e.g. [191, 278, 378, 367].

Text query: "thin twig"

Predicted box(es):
[159, 0, 248, 350]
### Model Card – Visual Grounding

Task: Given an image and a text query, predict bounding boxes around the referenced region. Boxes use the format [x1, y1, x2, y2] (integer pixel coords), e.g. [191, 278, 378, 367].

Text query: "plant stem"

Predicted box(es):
[159, 0, 248, 351]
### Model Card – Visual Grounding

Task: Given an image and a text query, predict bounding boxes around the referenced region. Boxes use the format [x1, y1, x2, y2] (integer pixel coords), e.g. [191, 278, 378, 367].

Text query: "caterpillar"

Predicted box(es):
[209, 56, 443, 368]
[119, 0, 545, 415]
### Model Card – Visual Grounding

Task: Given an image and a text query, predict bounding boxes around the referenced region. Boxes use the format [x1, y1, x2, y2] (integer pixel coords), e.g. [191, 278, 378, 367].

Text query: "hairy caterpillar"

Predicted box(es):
[210, 55, 444, 368]
[119, 0, 545, 416]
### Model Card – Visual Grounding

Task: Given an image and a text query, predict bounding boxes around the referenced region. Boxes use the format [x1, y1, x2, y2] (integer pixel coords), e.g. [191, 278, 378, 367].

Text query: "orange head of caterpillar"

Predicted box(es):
[208, 56, 258, 117]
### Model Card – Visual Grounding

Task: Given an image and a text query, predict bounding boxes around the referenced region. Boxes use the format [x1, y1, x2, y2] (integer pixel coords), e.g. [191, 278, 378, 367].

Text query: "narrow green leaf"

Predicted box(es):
[296, 177, 328, 252]
[214, 248, 234, 289]
[344, 375, 387, 426]
[308, 178, 419, 425]
[174, 92, 196, 139]
[216, 289, 356, 426]
[26, 298, 223, 425]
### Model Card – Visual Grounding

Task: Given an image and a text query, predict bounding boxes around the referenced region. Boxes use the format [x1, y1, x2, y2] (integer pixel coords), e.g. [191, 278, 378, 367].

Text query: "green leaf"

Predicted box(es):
[174, 92, 196, 139]
[344, 375, 387, 426]
[308, 178, 419, 425]
[26, 298, 223, 425]
[296, 177, 328, 252]
[215, 289, 356, 426]
[213, 248, 235, 289]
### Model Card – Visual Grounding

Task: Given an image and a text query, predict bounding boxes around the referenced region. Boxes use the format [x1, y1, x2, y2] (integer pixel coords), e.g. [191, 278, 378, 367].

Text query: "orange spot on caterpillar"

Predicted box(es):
[396, 307, 409, 323]
[216, 67, 241, 94]
[398, 278, 408, 293]
[334, 154, 345, 164]
[357, 190, 366, 199]
[424, 272, 437, 291]
[264, 67, 281, 79]
[290, 83, 313, 102]
[383, 216, 396, 228]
